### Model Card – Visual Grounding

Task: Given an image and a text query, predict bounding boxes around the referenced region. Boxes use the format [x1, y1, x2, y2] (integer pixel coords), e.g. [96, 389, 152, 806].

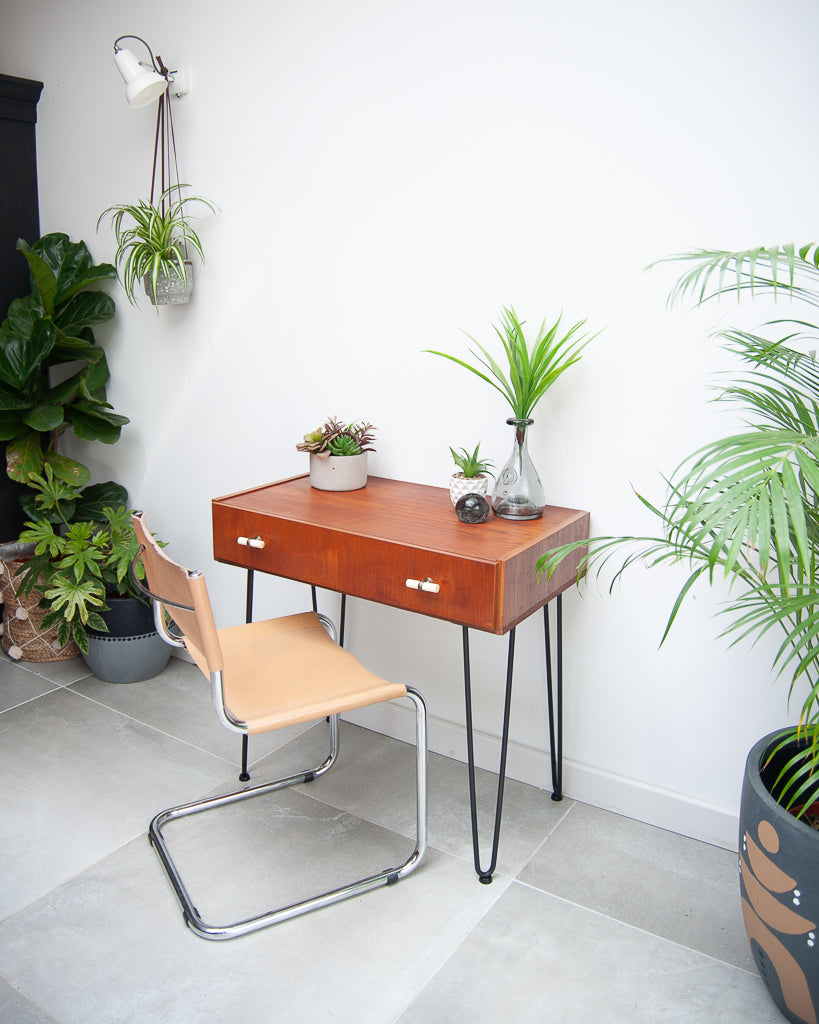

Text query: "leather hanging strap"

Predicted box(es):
[148, 56, 187, 257]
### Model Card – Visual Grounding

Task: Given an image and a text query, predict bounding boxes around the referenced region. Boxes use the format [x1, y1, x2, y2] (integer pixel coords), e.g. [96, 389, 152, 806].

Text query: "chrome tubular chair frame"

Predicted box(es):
[148, 688, 428, 941]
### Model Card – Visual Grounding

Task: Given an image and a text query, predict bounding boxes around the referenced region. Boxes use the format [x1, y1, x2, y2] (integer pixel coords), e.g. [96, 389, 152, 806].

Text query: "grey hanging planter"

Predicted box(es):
[144, 260, 193, 305]
[82, 596, 171, 683]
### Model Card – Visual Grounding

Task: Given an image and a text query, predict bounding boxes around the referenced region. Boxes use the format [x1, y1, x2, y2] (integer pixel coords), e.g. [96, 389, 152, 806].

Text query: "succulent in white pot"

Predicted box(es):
[297, 417, 377, 491]
[448, 444, 494, 506]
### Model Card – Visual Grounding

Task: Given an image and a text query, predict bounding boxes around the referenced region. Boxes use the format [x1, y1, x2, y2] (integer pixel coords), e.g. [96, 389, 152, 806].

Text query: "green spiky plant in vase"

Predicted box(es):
[426, 307, 597, 520]
[539, 244, 819, 1024]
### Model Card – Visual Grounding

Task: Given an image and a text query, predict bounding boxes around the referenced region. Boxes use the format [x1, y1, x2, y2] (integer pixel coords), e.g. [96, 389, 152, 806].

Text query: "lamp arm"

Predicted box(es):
[114, 34, 161, 73]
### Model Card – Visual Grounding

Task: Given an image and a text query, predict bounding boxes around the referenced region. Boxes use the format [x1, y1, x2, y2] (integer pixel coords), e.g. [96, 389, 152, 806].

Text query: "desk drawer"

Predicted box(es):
[213, 505, 500, 631]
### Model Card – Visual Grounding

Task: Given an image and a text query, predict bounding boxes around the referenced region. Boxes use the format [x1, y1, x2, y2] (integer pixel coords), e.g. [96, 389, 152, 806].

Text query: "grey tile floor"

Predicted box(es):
[0, 651, 784, 1024]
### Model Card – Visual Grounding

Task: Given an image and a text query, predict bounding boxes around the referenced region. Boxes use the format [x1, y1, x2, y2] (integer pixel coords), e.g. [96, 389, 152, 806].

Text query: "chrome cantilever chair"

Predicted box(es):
[131, 511, 428, 941]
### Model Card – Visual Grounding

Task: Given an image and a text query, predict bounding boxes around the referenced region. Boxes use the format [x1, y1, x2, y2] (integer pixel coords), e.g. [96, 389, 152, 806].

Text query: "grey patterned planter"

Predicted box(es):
[739, 730, 819, 1024]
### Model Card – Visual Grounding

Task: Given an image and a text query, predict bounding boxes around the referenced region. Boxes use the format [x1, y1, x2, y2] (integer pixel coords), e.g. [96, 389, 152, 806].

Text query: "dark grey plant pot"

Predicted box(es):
[739, 730, 819, 1024]
[82, 596, 171, 684]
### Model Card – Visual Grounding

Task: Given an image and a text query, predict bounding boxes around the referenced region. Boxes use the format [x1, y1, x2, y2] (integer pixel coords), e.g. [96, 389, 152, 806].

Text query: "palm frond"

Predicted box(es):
[651, 245, 819, 310]
[543, 250, 819, 808]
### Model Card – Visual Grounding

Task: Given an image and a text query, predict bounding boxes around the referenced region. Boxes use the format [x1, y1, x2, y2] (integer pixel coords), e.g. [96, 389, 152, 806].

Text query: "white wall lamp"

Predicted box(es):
[113, 35, 189, 109]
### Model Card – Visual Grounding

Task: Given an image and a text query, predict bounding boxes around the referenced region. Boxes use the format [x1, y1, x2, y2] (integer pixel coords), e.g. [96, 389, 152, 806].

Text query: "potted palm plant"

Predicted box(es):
[426, 306, 598, 519]
[98, 185, 217, 307]
[296, 417, 376, 491]
[15, 467, 170, 682]
[0, 233, 128, 538]
[539, 244, 819, 1024]
[448, 443, 494, 505]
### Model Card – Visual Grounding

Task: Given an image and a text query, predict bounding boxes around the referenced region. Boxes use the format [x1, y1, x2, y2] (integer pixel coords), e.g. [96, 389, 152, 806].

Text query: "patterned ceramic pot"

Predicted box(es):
[449, 473, 490, 506]
[739, 730, 819, 1024]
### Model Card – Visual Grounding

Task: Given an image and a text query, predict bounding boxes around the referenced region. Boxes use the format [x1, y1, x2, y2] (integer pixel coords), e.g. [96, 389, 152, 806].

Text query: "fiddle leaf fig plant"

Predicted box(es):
[0, 233, 127, 486]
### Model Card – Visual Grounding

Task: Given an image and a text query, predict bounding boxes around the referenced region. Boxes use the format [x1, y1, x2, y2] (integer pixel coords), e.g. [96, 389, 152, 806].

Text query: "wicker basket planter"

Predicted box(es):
[0, 542, 80, 662]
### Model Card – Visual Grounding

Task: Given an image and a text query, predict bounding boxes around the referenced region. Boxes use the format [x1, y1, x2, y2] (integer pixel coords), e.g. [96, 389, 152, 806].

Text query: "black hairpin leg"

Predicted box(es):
[462, 596, 565, 883]
[462, 625, 516, 884]
[245, 568, 255, 624]
[239, 569, 255, 782]
[545, 595, 563, 801]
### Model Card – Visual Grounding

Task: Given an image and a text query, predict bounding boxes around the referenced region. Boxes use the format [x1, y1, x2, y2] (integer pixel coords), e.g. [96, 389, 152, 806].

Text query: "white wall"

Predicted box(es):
[3, 0, 817, 850]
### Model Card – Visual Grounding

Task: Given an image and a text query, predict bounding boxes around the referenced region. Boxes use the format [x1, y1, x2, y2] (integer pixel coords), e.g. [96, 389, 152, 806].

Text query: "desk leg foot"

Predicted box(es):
[462, 626, 515, 884]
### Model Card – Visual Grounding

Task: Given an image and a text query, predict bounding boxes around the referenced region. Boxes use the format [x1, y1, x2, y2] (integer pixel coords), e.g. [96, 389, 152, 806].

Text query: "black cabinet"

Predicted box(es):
[0, 73, 43, 539]
[0, 73, 43, 320]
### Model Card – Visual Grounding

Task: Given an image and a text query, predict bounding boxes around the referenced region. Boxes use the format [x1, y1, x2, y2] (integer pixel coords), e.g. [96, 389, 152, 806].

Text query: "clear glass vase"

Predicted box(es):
[491, 417, 546, 520]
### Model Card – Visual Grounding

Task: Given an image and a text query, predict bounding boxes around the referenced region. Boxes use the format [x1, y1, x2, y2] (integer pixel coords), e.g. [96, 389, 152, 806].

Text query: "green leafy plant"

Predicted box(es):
[15, 467, 153, 653]
[0, 233, 128, 487]
[538, 243, 819, 818]
[426, 306, 597, 419]
[98, 185, 217, 306]
[296, 417, 377, 458]
[449, 443, 494, 478]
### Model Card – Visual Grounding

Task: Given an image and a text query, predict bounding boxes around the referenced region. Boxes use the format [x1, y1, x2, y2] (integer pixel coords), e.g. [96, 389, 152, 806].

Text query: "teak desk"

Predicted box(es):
[212, 474, 589, 883]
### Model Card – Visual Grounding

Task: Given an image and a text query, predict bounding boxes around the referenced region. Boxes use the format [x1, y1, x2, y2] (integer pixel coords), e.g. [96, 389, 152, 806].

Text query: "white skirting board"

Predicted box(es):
[341, 700, 740, 854]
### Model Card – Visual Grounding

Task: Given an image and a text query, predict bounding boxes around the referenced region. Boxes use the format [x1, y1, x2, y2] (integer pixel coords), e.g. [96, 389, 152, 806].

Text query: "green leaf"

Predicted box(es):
[74, 481, 128, 521]
[41, 453, 92, 488]
[20, 234, 116, 307]
[0, 409, 25, 441]
[23, 404, 64, 432]
[0, 317, 56, 389]
[5, 431, 47, 482]
[54, 291, 116, 335]
[66, 401, 129, 444]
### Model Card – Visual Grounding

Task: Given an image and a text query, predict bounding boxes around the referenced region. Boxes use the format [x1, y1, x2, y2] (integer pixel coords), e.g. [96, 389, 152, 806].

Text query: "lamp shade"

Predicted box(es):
[114, 47, 168, 108]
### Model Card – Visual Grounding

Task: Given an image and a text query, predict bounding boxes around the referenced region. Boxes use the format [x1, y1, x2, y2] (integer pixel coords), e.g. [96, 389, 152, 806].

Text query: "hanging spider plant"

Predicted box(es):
[425, 306, 597, 419]
[98, 185, 217, 307]
[539, 243, 819, 817]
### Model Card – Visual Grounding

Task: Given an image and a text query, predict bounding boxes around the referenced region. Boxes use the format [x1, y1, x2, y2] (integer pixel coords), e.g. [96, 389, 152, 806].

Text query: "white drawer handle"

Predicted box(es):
[237, 535, 265, 549]
[406, 577, 440, 594]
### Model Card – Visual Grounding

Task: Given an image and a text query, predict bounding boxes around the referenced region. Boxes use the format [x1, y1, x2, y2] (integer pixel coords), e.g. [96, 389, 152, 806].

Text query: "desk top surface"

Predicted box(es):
[214, 474, 587, 564]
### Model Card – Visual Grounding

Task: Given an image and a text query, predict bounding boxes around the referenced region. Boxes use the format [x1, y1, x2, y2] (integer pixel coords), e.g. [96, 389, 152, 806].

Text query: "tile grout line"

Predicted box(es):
[56, 684, 241, 770]
[511, 873, 762, 978]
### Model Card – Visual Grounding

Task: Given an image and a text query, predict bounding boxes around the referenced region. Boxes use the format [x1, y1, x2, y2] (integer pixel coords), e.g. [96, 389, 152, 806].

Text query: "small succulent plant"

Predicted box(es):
[449, 443, 494, 479]
[297, 417, 377, 458]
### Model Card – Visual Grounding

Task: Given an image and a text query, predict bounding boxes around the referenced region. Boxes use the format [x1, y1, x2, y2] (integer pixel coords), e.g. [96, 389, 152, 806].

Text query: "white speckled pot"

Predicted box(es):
[309, 452, 368, 491]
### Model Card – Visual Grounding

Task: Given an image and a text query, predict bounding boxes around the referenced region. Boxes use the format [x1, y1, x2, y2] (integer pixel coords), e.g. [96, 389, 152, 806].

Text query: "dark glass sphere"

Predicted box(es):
[455, 492, 490, 524]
